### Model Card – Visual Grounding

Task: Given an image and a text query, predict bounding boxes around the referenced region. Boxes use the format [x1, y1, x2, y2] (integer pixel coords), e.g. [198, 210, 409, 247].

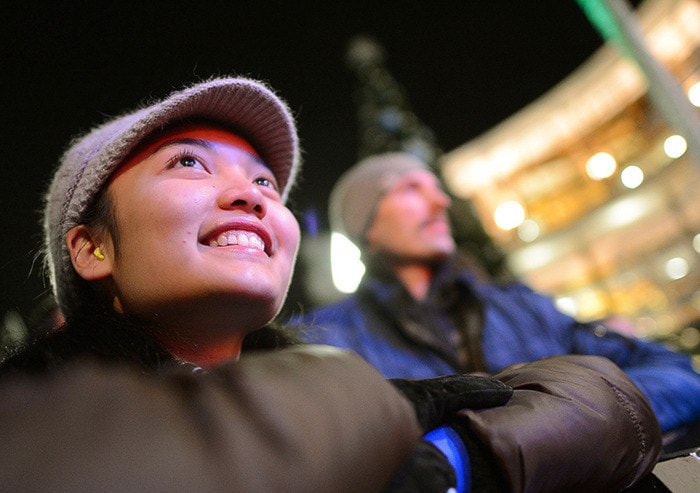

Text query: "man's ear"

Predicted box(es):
[65, 225, 113, 281]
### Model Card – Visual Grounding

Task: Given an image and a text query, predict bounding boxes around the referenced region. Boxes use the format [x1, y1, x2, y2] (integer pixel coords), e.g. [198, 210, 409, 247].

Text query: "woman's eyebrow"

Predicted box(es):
[148, 138, 213, 157]
[146, 137, 265, 165]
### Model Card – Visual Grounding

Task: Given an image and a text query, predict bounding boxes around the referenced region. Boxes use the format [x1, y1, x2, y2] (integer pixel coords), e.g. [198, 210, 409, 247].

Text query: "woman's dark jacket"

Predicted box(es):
[0, 311, 662, 491]
[0, 313, 423, 492]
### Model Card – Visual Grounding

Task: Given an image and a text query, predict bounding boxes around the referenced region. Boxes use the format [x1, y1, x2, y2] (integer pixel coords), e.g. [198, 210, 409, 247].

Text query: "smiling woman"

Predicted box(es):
[0, 77, 663, 492]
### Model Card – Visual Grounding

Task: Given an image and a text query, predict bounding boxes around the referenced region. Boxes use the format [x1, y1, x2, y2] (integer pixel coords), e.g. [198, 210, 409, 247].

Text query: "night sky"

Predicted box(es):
[2, 1, 608, 321]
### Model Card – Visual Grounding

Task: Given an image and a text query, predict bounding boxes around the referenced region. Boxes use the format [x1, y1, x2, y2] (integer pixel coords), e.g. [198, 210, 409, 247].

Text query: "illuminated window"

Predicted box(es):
[620, 165, 644, 189]
[689, 81, 700, 107]
[494, 200, 525, 230]
[555, 297, 577, 317]
[663, 135, 687, 158]
[665, 257, 689, 280]
[585, 152, 617, 180]
[330, 232, 365, 293]
[517, 219, 540, 242]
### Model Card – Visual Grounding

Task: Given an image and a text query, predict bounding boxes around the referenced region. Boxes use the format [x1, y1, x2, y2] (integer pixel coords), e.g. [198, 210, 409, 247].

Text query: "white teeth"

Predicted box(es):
[209, 231, 265, 251]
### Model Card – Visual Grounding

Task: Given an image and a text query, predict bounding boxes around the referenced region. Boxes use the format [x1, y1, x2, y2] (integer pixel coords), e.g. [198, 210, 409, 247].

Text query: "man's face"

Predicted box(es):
[365, 169, 455, 262]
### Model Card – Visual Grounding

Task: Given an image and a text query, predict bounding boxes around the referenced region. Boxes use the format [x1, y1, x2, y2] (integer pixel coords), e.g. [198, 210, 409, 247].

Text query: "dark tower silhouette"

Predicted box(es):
[345, 35, 509, 278]
[345, 35, 439, 163]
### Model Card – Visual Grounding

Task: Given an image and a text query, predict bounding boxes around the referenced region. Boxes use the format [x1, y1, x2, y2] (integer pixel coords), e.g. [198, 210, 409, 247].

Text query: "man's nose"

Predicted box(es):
[427, 185, 451, 210]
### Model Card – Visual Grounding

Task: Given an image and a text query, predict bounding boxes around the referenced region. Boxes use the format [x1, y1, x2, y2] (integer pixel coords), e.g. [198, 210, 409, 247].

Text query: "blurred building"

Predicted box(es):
[441, 0, 700, 353]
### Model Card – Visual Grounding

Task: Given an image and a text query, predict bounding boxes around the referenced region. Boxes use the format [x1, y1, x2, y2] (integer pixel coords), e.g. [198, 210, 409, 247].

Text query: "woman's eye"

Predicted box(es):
[175, 155, 204, 169]
[165, 149, 208, 171]
[255, 176, 278, 190]
[179, 156, 197, 167]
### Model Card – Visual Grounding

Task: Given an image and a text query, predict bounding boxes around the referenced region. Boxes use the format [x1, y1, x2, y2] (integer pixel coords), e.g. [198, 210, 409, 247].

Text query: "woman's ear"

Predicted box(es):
[65, 225, 113, 281]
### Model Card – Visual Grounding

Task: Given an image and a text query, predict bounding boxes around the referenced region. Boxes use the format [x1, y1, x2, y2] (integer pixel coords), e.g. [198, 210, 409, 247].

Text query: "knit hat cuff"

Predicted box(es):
[329, 152, 429, 245]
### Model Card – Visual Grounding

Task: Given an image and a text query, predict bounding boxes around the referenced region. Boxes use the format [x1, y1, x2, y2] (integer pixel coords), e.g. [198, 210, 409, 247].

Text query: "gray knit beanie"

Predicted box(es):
[329, 152, 429, 246]
[44, 76, 299, 318]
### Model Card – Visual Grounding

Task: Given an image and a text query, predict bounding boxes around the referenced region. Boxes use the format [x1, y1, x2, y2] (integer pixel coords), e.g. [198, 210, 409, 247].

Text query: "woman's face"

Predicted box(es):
[98, 124, 300, 354]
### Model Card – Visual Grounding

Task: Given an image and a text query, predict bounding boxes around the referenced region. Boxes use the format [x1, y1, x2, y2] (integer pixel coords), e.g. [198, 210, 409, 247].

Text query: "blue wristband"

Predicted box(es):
[424, 426, 471, 493]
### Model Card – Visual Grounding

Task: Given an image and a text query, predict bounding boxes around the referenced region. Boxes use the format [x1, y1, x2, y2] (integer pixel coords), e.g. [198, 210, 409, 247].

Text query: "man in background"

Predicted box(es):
[293, 152, 700, 449]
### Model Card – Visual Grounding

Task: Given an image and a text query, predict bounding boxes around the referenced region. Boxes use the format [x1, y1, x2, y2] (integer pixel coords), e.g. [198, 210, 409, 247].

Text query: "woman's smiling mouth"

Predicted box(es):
[208, 230, 266, 251]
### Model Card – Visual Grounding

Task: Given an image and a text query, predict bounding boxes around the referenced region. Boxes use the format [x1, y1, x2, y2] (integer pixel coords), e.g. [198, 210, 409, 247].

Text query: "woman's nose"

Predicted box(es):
[217, 180, 266, 218]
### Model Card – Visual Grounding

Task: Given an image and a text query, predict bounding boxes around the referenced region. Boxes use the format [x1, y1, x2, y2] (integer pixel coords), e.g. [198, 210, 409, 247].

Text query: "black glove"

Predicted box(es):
[388, 425, 509, 493]
[390, 374, 513, 431]
[387, 440, 457, 493]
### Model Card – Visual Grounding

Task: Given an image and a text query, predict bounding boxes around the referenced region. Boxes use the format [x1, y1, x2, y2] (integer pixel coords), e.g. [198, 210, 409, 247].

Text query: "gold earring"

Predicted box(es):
[93, 247, 105, 261]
